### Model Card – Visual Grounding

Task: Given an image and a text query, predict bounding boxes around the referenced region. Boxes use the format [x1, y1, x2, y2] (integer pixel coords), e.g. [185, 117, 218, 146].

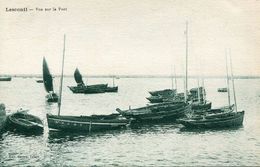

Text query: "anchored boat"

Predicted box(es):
[42, 57, 59, 102]
[47, 35, 130, 133]
[6, 110, 43, 134]
[116, 102, 191, 123]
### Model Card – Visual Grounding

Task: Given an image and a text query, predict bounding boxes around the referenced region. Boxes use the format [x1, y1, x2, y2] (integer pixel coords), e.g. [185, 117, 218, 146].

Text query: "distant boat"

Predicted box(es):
[36, 79, 43, 83]
[106, 76, 118, 93]
[68, 68, 108, 94]
[6, 110, 44, 134]
[218, 88, 228, 92]
[42, 57, 59, 102]
[0, 76, 12, 81]
[116, 102, 191, 123]
[47, 35, 130, 133]
[68, 68, 118, 93]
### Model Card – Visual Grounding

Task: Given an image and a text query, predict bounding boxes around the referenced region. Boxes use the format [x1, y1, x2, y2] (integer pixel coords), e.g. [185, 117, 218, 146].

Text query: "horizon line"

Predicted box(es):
[1, 74, 260, 79]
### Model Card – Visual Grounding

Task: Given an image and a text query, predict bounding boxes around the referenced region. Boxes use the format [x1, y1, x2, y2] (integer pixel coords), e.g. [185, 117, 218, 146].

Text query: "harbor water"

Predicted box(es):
[0, 77, 260, 166]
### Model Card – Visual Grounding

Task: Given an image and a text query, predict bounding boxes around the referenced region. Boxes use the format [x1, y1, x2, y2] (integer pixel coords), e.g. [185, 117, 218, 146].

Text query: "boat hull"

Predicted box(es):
[178, 111, 244, 129]
[105, 86, 118, 92]
[117, 102, 191, 123]
[0, 104, 6, 133]
[192, 101, 212, 111]
[149, 89, 176, 96]
[6, 112, 44, 134]
[146, 96, 164, 103]
[68, 84, 108, 94]
[46, 93, 59, 102]
[0, 77, 12, 81]
[47, 114, 130, 132]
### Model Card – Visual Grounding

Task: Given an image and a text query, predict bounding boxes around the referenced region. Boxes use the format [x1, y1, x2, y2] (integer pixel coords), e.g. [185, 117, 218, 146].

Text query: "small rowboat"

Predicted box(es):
[6, 111, 44, 134]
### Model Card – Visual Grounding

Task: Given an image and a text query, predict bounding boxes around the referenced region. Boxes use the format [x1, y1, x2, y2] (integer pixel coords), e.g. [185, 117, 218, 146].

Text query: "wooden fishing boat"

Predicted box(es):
[177, 110, 244, 129]
[0, 76, 12, 81]
[192, 100, 212, 111]
[178, 48, 245, 129]
[116, 102, 191, 123]
[6, 110, 43, 133]
[218, 88, 228, 92]
[68, 68, 108, 94]
[43, 57, 59, 102]
[146, 96, 164, 103]
[47, 35, 131, 133]
[47, 114, 129, 132]
[149, 89, 176, 96]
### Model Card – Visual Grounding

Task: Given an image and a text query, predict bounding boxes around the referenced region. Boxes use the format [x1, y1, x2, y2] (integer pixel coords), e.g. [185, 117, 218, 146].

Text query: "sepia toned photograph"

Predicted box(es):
[0, 0, 259, 166]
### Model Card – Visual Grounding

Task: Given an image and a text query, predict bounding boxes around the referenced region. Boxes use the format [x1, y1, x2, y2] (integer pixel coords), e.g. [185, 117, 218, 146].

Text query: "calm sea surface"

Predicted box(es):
[0, 77, 260, 166]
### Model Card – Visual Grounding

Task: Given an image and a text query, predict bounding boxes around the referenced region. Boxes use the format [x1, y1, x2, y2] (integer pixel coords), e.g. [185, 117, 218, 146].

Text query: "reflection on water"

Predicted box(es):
[0, 78, 260, 166]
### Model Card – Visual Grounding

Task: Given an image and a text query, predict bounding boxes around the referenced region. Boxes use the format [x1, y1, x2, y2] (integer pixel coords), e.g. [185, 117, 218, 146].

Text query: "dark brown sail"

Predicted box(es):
[42, 57, 54, 93]
[74, 68, 84, 85]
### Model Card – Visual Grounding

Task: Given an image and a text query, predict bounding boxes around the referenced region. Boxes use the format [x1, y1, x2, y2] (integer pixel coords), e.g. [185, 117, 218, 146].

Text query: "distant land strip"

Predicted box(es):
[1, 74, 260, 79]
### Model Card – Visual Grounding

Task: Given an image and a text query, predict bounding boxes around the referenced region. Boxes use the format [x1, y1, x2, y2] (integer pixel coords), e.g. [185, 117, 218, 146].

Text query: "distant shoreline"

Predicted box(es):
[1, 74, 260, 79]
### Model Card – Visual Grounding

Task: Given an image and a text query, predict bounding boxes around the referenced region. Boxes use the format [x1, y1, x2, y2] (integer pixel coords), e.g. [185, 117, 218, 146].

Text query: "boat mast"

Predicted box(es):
[58, 35, 66, 116]
[171, 65, 174, 90]
[174, 65, 177, 92]
[197, 78, 201, 103]
[112, 76, 115, 87]
[225, 49, 231, 107]
[201, 69, 206, 103]
[229, 49, 237, 112]
[184, 21, 188, 103]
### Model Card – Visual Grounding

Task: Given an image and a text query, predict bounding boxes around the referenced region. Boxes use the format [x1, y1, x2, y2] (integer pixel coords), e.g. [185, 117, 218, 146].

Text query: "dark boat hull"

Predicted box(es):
[47, 114, 130, 132]
[117, 102, 191, 123]
[36, 80, 43, 83]
[6, 112, 44, 134]
[68, 84, 108, 94]
[46, 93, 59, 102]
[177, 111, 244, 129]
[149, 89, 176, 96]
[0, 77, 12, 81]
[192, 101, 212, 111]
[0, 104, 6, 133]
[105, 86, 118, 92]
[146, 96, 164, 103]
[218, 88, 228, 92]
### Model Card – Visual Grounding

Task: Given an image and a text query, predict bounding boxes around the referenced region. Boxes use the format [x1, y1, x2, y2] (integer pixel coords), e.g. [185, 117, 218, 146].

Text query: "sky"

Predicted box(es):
[0, 0, 259, 76]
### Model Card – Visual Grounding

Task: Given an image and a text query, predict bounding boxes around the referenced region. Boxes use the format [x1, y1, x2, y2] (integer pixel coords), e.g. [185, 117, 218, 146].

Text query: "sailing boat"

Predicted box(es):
[177, 49, 244, 129]
[105, 76, 118, 92]
[43, 57, 59, 102]
[68, 68, 108, 94]
[47, 35, 130, 132]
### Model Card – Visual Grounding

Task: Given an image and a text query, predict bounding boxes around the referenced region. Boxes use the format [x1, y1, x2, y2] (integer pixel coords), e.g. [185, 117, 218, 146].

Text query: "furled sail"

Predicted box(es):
[74, 68, 84, 85]
[42, 57, 54, 92]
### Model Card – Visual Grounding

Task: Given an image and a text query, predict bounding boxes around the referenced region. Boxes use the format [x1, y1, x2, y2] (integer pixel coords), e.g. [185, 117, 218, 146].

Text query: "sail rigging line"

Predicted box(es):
[184, 21, 189, 103]
[174, 65, 177, 92]
[229, 49, 237, 112]
[58, 35, 66, 116]
[225, 49, 231, 107]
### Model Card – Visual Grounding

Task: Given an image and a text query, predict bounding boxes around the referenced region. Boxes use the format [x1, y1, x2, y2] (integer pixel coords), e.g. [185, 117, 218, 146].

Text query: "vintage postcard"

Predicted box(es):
[0, 0, 259, 166]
